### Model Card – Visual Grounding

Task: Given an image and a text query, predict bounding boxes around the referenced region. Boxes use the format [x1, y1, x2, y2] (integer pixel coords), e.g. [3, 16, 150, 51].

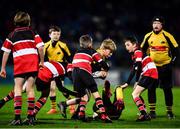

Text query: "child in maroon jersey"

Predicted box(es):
[121, 36, 158, 121]
[0, 11, 44, 125]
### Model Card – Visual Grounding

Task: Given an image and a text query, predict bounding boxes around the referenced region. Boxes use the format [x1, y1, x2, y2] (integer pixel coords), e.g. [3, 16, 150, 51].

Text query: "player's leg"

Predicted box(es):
[34, 78, 50, 117]
[0, 90, 14, 109]
[102, 80, 112, 106]
[114, 86, 125, 110]
[92, 91, 112, 123]
[59, 79, 76, 115]
[132, 85, 150, 121]
[163, 88, 174, 118]
[71, 89, 90, 120]
[34, 90, 49, 117]
[10, 77, 24, 125]
[58, 97, 81, 118]
[83, 69, 112, 123]
[159, 64, 174, 119]
[47, 80, 57, 114]
[22, 74, 36, 125]
[70, 68, 90, 122]
[0, 81, 30, 109]
[77, 94, 89, 121]
[93, 80, 113, 120]
[106, 86, 125, 120]
[148, 87, 157, 118]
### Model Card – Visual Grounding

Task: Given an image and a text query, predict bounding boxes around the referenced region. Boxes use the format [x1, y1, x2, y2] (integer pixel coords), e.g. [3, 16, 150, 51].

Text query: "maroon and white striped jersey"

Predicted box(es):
[38, 61, 65, 82]
[132, 49, 158, 79]
[1, 27, 44, 75]
[72, 49, 102, 74]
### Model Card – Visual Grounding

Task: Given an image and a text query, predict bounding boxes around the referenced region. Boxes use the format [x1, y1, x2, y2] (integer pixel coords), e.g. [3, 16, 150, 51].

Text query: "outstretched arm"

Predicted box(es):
[54, 77, 78, 97]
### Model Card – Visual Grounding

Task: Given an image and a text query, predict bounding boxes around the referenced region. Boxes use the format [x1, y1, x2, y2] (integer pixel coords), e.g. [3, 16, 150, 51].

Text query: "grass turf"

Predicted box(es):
[0, 84, 180, 128]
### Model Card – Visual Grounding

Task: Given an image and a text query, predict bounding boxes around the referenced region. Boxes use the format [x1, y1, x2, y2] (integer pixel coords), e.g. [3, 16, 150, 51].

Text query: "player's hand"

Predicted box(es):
[100, 71, 108, 78]
[0, 69, 6, 78]
[92, 71, 108, 79]
[39, 62, 44, 69]
[120, 83, 128, 89]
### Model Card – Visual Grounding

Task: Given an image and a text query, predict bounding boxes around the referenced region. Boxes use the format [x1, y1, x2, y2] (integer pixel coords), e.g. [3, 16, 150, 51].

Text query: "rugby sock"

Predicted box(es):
[139, 96, 146, 112]
[78, 100, 87, 117]
[14, 96, 22, 120]
[4, 90, 14, 102]
[134, 97, 146, 115]
[116, 87, 123, 100]
[95, 97, 106, 114]
[149, 103, 156, 113]
[148, 88, 156, 111]
[27, 97, 35, 117]
[50, 96, 56, 109]
[34, 97, 47, 115]
[166, 106, 172, 113]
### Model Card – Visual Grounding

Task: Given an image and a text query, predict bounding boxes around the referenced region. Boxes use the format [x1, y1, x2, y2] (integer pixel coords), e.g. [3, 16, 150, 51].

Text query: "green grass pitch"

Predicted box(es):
[0, 84, 180, 128]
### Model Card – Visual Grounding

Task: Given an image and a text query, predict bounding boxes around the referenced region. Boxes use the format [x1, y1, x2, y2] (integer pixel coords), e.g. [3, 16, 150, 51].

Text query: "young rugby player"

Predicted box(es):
[121, 36, 158, 121]
[0, 11, 44, 125]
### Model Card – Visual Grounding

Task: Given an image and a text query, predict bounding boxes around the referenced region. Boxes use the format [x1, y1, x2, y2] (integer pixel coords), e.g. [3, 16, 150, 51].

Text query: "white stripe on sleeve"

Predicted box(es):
[44, 62, 59, 77]
[1, 47, 11, 53]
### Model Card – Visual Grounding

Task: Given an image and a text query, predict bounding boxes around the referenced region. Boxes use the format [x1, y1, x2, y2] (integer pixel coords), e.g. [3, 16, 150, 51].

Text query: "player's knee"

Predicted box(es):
[132, 91, 139, 99]
[50, 86, 56, 91]
[85, 89, 91, 102]
[82, 95, 89, 102]
[27, 90, 35, 98]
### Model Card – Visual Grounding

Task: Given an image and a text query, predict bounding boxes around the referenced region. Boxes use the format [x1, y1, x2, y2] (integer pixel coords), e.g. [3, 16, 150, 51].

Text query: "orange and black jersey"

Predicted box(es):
[141, 30, 179, 66]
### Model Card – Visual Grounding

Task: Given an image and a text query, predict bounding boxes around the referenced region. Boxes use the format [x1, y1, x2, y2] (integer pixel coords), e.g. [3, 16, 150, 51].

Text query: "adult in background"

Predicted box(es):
[141, 16, 179, 119]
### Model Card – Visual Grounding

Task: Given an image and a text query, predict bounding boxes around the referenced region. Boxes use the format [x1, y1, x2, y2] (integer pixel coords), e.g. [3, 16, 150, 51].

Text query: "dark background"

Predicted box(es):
[0, 0, 180, 67]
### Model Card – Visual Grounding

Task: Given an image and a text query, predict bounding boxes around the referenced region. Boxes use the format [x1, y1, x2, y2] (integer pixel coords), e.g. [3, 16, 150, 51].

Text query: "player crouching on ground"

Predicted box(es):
[121, 36, 158, 121]
[93, 80, 125, 120]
